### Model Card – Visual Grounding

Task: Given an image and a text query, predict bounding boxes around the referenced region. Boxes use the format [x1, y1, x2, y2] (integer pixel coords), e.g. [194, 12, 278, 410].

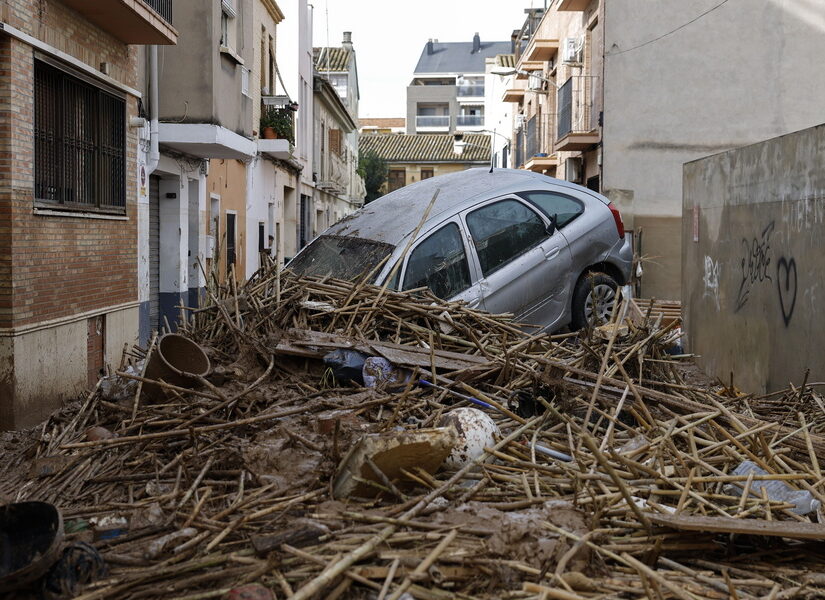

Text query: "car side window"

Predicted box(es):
[466, 199, 547, 277]
[519, 191, 584, 228]
[402, 223, 471, 299]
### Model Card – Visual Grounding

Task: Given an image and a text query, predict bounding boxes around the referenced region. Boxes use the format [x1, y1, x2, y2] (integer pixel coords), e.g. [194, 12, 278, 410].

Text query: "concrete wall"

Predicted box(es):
[603, 0, 825, 301]
[683, 123, 825, 394]
[0, 304, 138, 429]
[159, 0, 253, 136]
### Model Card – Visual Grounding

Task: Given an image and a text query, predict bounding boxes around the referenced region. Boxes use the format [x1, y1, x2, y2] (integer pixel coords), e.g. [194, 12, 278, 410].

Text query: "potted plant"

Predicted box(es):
[260, 106, 294, 142]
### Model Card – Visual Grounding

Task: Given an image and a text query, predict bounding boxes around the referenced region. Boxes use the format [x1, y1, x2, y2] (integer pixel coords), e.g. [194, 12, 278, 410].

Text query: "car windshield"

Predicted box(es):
[287, 235, 395, 281]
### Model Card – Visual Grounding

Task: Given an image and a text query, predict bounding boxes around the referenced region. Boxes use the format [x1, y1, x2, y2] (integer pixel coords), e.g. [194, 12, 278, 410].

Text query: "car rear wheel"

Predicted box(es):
[571, 272, 618, 330]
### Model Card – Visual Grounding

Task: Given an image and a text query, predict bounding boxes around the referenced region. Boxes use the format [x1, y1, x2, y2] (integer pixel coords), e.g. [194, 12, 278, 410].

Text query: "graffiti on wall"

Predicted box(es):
[703, 256, 721, 310]
[735, 222, 774, 312]
[776, 257, 797, 326]
[732, 220, 798, 327]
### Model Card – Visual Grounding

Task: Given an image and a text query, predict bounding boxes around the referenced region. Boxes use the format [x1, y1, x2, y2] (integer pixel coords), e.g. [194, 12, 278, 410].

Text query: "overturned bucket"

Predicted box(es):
[0, 501, 64, 593]
[141, 334, 210, 402]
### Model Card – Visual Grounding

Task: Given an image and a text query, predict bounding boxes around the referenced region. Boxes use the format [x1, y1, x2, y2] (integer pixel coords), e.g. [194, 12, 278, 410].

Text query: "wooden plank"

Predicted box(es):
[274, 328, 489, 371]
[648, 513, 825, 540]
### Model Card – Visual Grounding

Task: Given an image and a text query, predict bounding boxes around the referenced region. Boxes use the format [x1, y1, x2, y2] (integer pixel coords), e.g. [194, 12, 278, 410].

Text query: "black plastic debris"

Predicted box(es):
[42, 542, 108, 599]
[323, 349, 369, 385]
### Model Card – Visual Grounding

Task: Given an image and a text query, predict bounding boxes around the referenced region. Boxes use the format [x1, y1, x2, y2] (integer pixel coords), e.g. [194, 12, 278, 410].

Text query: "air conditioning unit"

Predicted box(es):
[562, 37, 582, 64]
[527, 73, 544, 91]
[565, 157, 582, 183]
[515, 114, 526, 129]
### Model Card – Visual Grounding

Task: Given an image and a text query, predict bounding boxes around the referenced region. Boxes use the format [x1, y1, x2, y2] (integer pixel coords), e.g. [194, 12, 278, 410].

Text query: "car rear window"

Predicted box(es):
[518, 191, 584, 228]
[287, 235, 395, 281]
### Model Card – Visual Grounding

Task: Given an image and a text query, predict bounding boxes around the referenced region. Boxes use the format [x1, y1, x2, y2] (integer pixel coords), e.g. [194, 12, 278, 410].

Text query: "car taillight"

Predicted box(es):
[608, 202, 625, 239]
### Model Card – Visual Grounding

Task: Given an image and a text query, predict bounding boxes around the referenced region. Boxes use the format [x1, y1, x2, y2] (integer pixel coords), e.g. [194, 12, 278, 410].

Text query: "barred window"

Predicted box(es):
[34, 59, 126, 212]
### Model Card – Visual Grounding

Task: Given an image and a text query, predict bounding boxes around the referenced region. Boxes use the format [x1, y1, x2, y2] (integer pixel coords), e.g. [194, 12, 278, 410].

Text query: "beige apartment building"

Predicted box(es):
[503, 4, 602, 189]
[505, 0, 825, 300]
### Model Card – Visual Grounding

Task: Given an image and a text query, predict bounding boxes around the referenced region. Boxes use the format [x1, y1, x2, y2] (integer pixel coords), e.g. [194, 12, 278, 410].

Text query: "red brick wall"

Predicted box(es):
[0, 0, 136, 88]
[0, 0, 140, 329]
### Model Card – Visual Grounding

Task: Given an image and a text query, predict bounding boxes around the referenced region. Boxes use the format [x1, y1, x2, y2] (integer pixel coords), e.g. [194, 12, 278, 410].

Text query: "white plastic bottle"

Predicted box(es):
[725, 461, 821, 516]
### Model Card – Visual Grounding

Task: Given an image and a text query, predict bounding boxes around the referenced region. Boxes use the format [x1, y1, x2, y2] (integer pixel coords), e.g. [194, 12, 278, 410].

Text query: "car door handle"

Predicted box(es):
[466, 297, 481, 309]
[543, 246, 560, 260]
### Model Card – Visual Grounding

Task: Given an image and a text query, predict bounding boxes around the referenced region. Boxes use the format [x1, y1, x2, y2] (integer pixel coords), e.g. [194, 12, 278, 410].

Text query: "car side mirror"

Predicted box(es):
[546, 213, 558, 236]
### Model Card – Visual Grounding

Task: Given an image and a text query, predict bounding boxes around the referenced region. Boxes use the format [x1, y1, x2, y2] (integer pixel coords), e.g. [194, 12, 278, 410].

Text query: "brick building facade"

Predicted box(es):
[0, 0, 176, 429]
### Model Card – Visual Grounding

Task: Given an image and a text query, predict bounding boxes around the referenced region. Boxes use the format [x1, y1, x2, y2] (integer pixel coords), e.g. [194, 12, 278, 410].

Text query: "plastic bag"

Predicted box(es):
[322, 349, 369, 385]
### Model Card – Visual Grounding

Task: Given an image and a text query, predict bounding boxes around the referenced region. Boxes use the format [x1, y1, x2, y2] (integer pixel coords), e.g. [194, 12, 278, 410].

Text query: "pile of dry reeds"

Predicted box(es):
[3, 263, 825, 600]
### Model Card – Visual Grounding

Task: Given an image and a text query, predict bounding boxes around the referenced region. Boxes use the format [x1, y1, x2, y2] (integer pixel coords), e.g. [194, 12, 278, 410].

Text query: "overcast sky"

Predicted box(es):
[313, 0, 540, 118]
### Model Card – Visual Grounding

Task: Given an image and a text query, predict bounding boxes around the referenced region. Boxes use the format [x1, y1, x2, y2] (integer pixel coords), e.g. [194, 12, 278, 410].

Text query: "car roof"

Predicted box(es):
[326, 168, 607, 246]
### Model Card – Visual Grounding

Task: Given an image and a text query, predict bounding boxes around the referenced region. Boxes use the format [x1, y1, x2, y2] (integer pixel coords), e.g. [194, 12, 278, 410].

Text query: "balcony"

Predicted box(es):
[456, 114, 484, 128]
[258, 139, 292, 160]
[522, 39, 559, 63]
[457, 84, 485, 98]
[60, 0, 177, 44]
[524, 154, 558, 173]
[415, 115, 450, 131]
[557, 0, 592, 10]
[516, 61, 545, 78]
[556, 76, 600, 151]
[502, 88, 525, 103]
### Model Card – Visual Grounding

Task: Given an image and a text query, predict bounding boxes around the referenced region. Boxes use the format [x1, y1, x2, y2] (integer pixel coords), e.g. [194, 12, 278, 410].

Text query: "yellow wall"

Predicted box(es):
[207, 159, 248, 282]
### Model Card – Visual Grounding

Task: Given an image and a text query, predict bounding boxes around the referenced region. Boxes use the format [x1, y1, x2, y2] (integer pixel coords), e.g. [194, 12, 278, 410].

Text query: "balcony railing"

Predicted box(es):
[318, 151, 348, 195]
[416, 115, 450, 128]
[457, 85, 485, 97]
[557, 75, 598, 139]
[456, 114, 483, 127]
[514, 8, 545, 63]
[526, 114, 539, 158]
[144, 0, 173, 25]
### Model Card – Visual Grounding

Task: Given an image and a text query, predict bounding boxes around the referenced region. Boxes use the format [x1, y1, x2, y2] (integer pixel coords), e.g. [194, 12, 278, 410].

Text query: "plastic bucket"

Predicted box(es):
[141, 333, 210, 402]
[0, 501, 64, 592]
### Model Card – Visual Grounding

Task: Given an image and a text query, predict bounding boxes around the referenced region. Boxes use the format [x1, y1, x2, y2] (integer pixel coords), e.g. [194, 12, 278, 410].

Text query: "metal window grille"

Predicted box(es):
[35, 60, 126, 211]
[515, 129, 524, 168]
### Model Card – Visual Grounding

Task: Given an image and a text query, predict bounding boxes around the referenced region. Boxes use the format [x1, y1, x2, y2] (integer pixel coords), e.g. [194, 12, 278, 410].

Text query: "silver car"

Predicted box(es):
[288, 168, 632, 332]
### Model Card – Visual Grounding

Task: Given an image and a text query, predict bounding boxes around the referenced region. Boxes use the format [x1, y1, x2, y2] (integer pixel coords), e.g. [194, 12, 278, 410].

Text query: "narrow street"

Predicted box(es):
[2, 1, 825, 598]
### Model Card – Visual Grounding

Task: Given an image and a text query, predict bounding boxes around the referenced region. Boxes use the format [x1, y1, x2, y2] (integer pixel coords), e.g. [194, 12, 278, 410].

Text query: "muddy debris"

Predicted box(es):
[2, 265, 825, 599]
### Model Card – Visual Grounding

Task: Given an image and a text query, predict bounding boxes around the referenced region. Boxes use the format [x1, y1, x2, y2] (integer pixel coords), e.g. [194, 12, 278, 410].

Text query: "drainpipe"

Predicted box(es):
[146, 45, 160, 175]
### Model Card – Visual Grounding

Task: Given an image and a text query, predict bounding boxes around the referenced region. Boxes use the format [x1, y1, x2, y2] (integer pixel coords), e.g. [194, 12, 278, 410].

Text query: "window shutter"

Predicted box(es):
[329, 129, 342, 155]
